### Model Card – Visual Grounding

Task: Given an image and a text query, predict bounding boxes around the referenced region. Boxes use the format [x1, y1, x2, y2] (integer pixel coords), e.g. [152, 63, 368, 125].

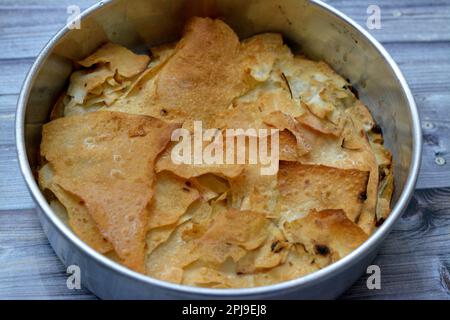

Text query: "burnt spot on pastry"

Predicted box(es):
[358, 191, 368, 202]
[270, 240, 285, 253]
[343, 84, 359, 99]
[281, 72, 293, 99]
[314, 244, 330, 256]
[371, 123, 383, 135]
[375, 218, 385, 227]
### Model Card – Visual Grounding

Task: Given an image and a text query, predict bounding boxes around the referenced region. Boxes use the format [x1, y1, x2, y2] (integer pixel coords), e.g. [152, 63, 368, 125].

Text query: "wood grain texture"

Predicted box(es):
[1, 41, 448, 208]
[343, 188, 450, 299]
[326, 0, 450, 43]
[1, 188, 449, 299]
[0, 0, 449, 299]
[0, 209, 95, 300]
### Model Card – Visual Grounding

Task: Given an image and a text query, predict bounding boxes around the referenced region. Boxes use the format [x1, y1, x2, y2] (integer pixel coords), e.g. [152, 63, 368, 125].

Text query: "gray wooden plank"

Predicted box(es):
[0, 58, 33, 95]
[0, 145, 35, 210]
[0, 94, 17, 146]
[0, 0, 449, 61]
[1, 88, 443, 223]
[0, 209, 95, 299]
[1, 33, 449, 97]
[0, 0, 449, 300]
[384, 42, 450, 95]
[1, 45, 448, 205]
[1, 187, 449, 299]
[1, 42, 449, 97]
[0, 0, 99, 60]
[326, 0, 450, 43]
[343, 188, 450, 299]
[417, 92, 450, 190]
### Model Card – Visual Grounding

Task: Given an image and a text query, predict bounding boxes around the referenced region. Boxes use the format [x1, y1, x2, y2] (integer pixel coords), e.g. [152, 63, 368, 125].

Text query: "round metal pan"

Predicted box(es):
[16, 0, 422, 299]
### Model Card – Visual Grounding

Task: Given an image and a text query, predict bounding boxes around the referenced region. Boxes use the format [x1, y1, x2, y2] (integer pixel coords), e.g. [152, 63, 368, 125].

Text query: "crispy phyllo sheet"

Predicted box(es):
[278, 162, 370, 222]
[39, 17, 394, 287]
[38, 163, 113, 253]
[155, 137, 245, 179]
[78, 42, 150, 78]
[283, 209, 368, 261]
[40, 111, 179, 271]
[147, 171, 200, 229]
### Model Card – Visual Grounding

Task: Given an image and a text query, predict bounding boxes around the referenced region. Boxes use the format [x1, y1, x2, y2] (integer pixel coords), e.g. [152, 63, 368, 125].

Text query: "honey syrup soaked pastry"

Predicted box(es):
[38, 17, 394, 287]
[40, 111, 179, 272]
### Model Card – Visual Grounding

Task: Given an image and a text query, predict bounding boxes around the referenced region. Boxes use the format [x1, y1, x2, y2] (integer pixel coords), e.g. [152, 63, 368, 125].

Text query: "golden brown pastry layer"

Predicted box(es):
[39, 17, 393, 287]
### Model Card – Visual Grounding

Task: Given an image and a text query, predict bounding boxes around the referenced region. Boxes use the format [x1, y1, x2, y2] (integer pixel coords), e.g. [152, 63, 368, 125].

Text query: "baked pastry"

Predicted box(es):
[38, 17, 393, 288]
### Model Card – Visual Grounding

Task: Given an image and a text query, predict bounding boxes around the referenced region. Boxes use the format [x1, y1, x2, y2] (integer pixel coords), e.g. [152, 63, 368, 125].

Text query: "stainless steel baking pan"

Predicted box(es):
[16, 0, 422, 299]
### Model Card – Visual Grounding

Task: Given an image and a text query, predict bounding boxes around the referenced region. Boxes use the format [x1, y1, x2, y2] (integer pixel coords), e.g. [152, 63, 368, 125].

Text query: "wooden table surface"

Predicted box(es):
[0, 0, 449, 300]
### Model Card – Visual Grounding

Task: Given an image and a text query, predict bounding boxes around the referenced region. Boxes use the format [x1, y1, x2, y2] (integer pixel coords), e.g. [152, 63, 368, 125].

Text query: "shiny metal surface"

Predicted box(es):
[16, 0, 422, 299]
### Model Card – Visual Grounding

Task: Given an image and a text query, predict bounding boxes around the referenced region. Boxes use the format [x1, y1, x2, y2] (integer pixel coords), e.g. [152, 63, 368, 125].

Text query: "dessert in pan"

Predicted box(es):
[38, 17, 393, 288]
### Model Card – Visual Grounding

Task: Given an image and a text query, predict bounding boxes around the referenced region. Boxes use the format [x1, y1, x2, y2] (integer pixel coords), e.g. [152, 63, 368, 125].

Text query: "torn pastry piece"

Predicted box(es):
[38, 163, 113, 253]
[63, 43, 151, 116]
[221, 130, 280, 217]
[146, 199, 217, 283]
[152, 17, 249, 126]
[182, 243, 319, 288]
[367, 127, 394, 224]
[182, 266, 241, 288]
[240, 33, 293, 82]
[155, 136, 245, 179]
[220, 80, 307, 157]
[263, 110, 311, 156]
[277, 57, 350, 120]
[236, 223, 289, 274]
[67, 65, 115, 106]
[278, 130, 301, 161]
[229, 165, 279, 217]
[78, 42, 150, 78]
[40, 111, 179, 272]
[146, 221, 196, 284]
[252, 244, 321, 287]
[283, 209, 368, 261]
[147, 207, 269, 285]
[278, 162, 370, 223]
[297, 121, 379, 234]
[189, 174, 230, 201]
[342, 102, 383, 234]
[192, 209, 269, 265]
[147, 171, 200, 229]
[146, 224, 178, 256]
[371, 140, 394, 223]
[296, 101, 342, 137]
[146, 198, 212, 260]
[376, 166, 394, 223]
